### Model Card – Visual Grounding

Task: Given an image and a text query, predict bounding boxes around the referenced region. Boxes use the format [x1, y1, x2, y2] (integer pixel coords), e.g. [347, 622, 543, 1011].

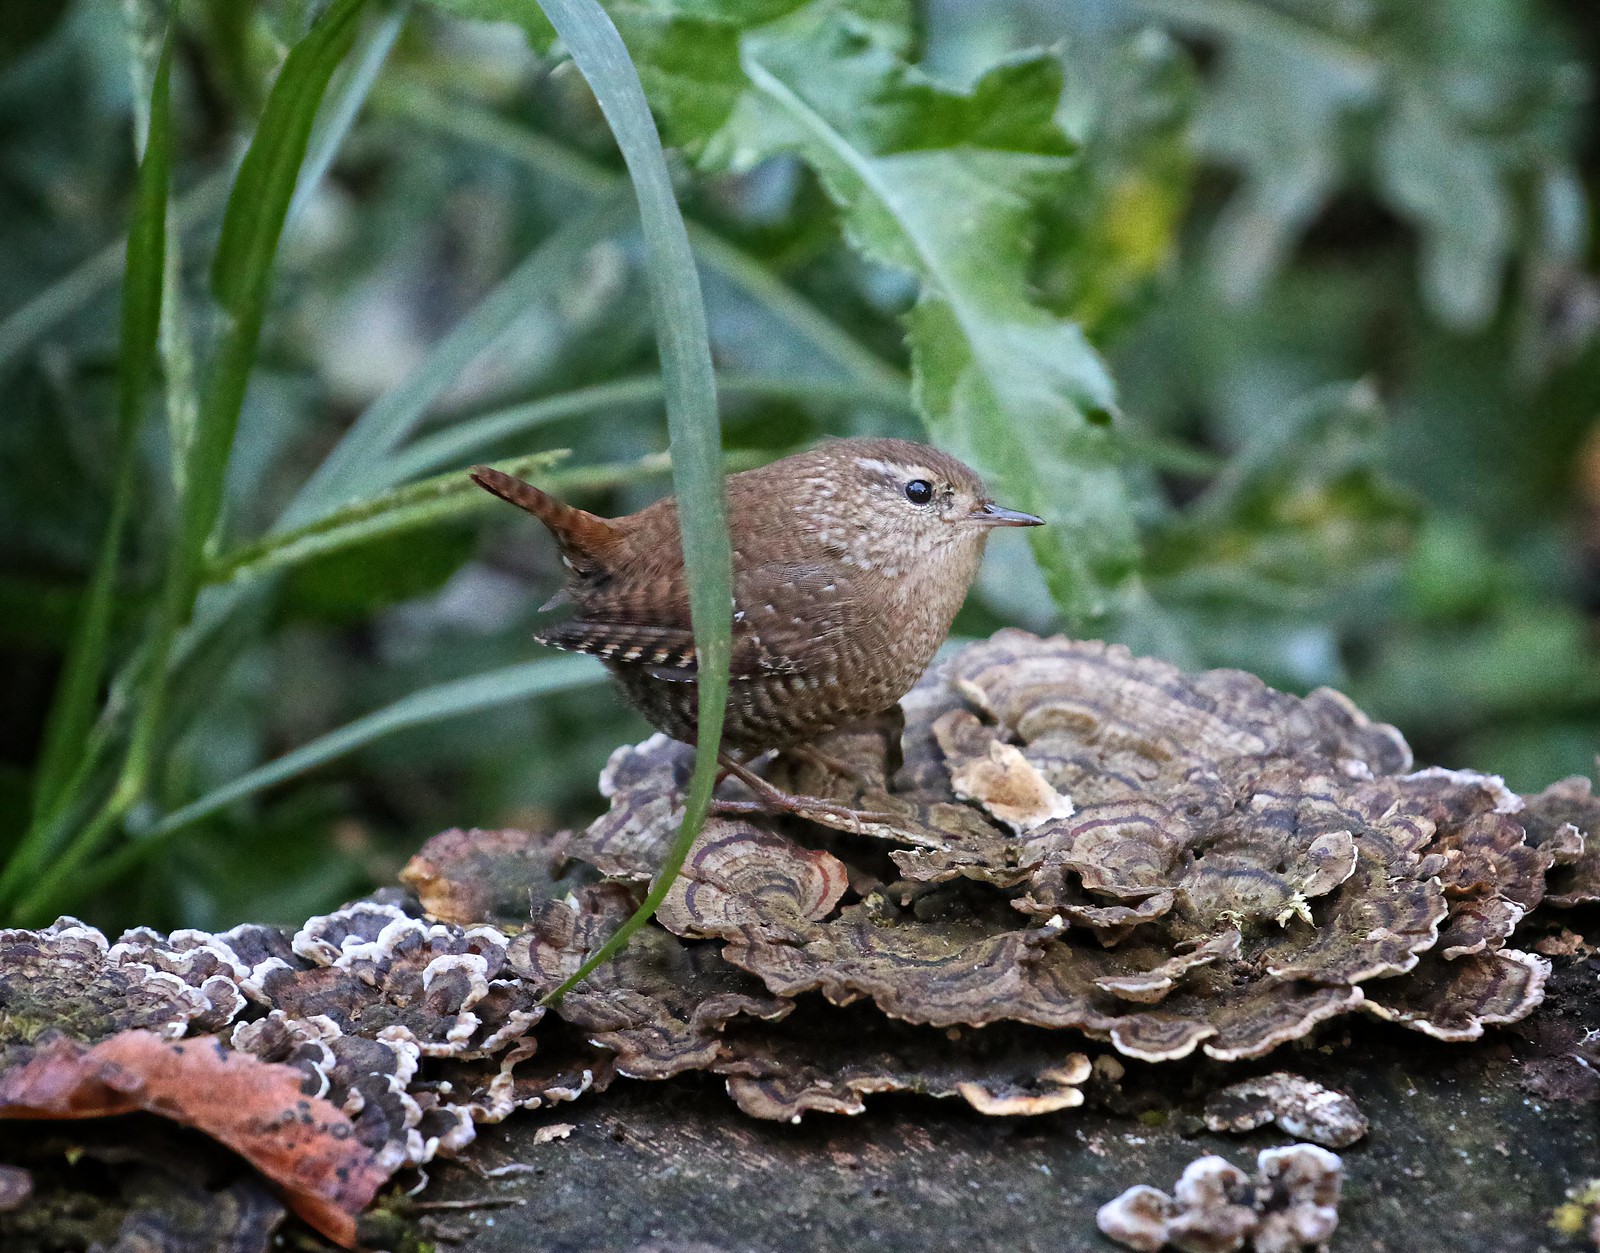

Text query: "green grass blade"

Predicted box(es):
[9, 0, 377, 919]
[388, 371, 912, 481]
[515, 0, 730, 1002]
[129, 0, 372, 774]
[0, 170, 231, 376]
[279, 196, 633, 525]
[376, 80, 901, 388]
[288, 1, 410, 227]
[24, 28, 174, 830]
[22, 656, 605, 919]
[173, 196, 634, 671]
[212, 450, 572, 584]
[210, 447, 769, 587]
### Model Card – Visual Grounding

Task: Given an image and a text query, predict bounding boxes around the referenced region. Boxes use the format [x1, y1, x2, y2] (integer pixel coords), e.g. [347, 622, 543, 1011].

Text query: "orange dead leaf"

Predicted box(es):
[0, 1030, 391, 1247]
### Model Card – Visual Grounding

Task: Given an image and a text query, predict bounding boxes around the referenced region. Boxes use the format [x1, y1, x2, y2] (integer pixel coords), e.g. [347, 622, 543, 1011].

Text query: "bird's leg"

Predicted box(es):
[711, 753, 900, 831]
[779, 741, 877, 789]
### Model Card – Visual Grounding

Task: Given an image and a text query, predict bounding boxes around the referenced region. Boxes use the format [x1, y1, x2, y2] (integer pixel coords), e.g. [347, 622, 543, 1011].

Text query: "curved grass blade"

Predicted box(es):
[434, 0, 731, 1001]
[24, 29, 175, 834]
[388, 371, 911, 481]
[32, 656, 606, 915]
[210, 450, 568, 584]
[376, 80, 902, 389]
[177, 197, 634, 667]
[288, 2, 410, 227]
[279, 195, 633, 524]
[212, 447, 767, 586]
[130, 0, 375, 785]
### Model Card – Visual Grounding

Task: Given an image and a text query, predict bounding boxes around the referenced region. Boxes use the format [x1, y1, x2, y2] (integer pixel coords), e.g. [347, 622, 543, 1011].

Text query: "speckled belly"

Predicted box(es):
[608, 660, 916, 754]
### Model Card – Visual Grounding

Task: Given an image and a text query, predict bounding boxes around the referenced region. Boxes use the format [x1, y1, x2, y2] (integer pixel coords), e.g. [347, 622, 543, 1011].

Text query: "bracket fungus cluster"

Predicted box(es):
[558, 632, 1554, 1075]
[0, 632, 1591, 1244]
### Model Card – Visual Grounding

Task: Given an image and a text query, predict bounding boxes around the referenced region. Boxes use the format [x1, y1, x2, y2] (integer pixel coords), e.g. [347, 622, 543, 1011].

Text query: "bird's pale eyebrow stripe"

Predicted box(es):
[854, 456, 933, 482]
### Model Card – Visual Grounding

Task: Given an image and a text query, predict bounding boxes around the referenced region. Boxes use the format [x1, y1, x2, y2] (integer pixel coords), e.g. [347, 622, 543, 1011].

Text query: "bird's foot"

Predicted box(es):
[713, 755, 900, 832]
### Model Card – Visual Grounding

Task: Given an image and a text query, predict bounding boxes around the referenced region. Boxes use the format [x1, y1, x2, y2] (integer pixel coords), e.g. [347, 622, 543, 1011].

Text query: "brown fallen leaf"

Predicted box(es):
[0, 1029, 390, 1247]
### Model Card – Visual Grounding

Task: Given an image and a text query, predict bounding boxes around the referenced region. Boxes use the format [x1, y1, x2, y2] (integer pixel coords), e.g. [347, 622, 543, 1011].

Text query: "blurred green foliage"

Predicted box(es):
[0, 0, 1595, 932]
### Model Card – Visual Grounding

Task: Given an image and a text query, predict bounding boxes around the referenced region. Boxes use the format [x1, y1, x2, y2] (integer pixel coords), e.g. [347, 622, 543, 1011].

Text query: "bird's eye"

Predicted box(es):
[904, 479, 934, 505]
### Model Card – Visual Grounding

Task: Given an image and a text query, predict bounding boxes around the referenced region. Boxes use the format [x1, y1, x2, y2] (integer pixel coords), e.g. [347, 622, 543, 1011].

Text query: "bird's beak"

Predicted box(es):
[967, 501, 1045, 528]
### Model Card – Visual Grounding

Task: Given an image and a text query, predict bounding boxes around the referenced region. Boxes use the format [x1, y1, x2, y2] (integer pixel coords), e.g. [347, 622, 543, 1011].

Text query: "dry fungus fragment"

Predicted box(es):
[1202, 1074, 1367, 1148]
[933, 708, 1073, 831]
[1521, 774, 1600, 907]
[1098, 1144, 1342, 1253]
[753, 713, 1023, 860]
[400, 826, 576, 927]
[0, 1030, 388, 1248]
[718, 1012, 1090, 1122]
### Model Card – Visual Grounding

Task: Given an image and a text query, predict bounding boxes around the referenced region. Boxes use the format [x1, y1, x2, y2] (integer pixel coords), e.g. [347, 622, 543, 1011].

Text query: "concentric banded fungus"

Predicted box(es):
[583, 632, 1552, 1064]
[273, 901, 543, 1059]
[569, 734, 694, 879]
[717, 1011, 1090, 1122]
[509, 877, 791, 1079]
[231, 1011, 434, 1172]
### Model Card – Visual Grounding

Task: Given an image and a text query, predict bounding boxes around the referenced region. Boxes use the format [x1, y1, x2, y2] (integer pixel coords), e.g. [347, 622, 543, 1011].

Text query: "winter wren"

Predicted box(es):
[471, 437, 1041, 758]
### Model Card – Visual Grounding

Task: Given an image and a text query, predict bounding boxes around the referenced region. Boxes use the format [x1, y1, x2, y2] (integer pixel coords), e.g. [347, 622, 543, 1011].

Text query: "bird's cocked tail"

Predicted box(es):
[470, 465, 620, 574]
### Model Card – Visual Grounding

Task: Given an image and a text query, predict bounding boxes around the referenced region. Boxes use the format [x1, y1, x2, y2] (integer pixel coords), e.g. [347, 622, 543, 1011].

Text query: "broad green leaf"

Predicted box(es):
[619, 2, 1140, 618]
[1140, 0, 1376, 305]
[1376, 91, 1510, 330]
[1131, 0, 1583, 331]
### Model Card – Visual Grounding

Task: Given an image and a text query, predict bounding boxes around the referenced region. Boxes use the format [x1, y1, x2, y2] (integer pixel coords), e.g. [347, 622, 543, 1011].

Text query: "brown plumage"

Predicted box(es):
[471, 437, 1041, 756]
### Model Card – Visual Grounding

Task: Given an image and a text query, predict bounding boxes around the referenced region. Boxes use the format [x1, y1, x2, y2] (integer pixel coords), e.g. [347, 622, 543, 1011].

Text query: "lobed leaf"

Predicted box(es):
[583, 0, 1142, 619]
